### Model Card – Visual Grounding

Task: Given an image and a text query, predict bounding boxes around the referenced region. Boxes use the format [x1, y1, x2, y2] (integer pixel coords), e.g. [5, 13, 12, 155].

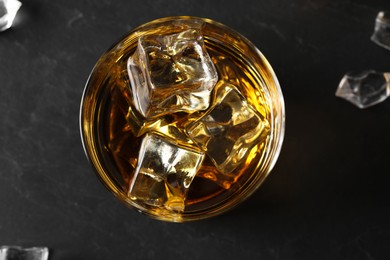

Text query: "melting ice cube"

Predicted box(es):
[0, 246, 48, 260]
[129, 133, 204, 212]
[336, 70, 390, 108]
[127, 29, 218, 118]
[371, 11, 390, 50]
[0, 0, 22, 32]
[187, 81, 270, 175]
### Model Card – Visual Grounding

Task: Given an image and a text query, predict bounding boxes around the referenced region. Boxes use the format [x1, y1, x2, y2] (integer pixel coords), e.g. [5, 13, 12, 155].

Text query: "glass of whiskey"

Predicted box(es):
[80, 16, 285, 222]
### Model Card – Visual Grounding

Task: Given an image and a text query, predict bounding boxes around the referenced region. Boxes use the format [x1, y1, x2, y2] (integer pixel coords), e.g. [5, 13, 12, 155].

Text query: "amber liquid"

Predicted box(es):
[98, 35, 272, 216]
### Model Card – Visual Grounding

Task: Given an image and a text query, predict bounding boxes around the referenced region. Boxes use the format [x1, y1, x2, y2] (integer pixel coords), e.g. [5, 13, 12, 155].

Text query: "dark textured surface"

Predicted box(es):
[1, 0, 390, 259]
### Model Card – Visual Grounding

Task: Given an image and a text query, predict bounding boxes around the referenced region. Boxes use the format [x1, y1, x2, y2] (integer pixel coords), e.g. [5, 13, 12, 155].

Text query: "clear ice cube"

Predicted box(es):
[125, 104, 194, 145]
[371, 11, 390, 50]
[335, 70, 390, 108]
[129, 133, 204, 212]
[187, 81, 269, 174]
[0, 0, 22, 32]
[127, 29, 218, 118]
[0, 246, 48, 260]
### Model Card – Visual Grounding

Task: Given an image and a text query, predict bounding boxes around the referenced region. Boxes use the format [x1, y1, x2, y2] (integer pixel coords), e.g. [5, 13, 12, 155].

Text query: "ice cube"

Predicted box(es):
[335, 70, 390, 108]
[187, 81, 270, 175]
[129, 133, 204, 212]
[125, 104, 194, 145]
[0, 246, 48, 260]
[371, 11, 390, 50]
[0, 0, 22, 32]
[127, 29, 218, 118]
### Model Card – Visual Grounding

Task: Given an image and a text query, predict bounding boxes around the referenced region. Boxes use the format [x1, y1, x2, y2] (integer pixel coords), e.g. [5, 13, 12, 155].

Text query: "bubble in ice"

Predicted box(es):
[187, 81, 270, 175]
[0, 0, 22, 32]
[0, 246, 49, 260]
[128, 133, 204, 212]
[127, 29, 218, 118]
[371, 11, 390, 50]
[335, 70, 390, 108]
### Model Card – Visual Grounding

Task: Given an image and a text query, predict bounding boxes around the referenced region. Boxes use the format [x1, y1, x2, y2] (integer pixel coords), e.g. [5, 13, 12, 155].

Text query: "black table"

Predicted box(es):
[1, 0, 390, 259]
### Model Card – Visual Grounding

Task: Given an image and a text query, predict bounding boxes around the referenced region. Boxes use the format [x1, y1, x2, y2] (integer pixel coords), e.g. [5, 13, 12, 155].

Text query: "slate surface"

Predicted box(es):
[1, 0, 390, 259]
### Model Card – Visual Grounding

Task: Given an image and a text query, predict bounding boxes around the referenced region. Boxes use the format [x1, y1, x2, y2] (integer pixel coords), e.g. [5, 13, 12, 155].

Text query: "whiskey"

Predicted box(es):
[80, 17, 285, 222]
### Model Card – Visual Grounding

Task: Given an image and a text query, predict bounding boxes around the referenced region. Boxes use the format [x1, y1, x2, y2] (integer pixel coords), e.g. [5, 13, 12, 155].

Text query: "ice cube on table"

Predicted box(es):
[127, 29, 218, 118]
[0, 246, 48, 260]
[129, 133, 204, 212]
[187, 81, 270, 175]
[0, 0, 22, 32]
[371, 11, 390, 50]
[336, 70, 390, 108]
